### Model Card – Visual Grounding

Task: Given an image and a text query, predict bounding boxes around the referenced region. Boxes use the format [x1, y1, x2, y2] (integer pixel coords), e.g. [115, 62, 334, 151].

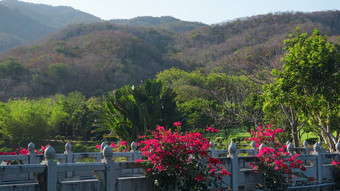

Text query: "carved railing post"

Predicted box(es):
[313, 142, 322, 184]
[251, 141, 257, 156]
[210, 141, 216, 157]
[44, 146, 57, 191]
[101, 142, 107, 153]
[102, 145, 116, 191]
[28, 142, 37, 179]
[228, 141, 238, 191]
[28, 142, 37, 164]
[287, 142, 295, 156]
[64, 142, 73, 177]
[303, 140, 309, 155]
[259, 143, 266, 150]
[130, 141, 141, 173]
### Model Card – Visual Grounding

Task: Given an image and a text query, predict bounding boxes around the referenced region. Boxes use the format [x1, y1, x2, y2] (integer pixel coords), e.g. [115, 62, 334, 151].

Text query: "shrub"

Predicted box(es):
[136, 124, 230, 191]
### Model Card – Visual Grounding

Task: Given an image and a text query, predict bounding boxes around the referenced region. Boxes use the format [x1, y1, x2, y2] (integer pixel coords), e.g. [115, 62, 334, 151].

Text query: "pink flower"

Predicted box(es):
[96, 145, 101, 149]
[173, 121, 182, 127]
[110, 143, 118, 148]
[206, 127, 220, 133]
[20, 148, 29, 155]
[195, 173, 203, 182]
[120, 141, 127, 146]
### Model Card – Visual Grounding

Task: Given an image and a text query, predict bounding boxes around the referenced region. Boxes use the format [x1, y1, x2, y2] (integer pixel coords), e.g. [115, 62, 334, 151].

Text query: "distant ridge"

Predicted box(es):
[110, 16, 206, 33]
[0, 0, 101, 52]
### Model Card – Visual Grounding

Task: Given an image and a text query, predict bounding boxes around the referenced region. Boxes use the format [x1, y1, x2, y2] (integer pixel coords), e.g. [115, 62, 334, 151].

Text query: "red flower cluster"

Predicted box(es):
[0, 146, 45, 165]
[96, 141, 127, 151]
[332, 159, 340, 169]
[206, 127, 220, 133]
[173, 121, 182, 127]
[137, 125, 230, 190]
[247, 125, 306, 189]
[245, 124, 283, 147]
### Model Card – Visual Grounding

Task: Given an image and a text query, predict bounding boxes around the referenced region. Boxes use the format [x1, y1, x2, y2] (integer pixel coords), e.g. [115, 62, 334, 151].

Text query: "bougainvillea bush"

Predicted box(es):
[332, 159, 340, 188]
[246, 125, 306, 190]
[136, 123, 230, 191]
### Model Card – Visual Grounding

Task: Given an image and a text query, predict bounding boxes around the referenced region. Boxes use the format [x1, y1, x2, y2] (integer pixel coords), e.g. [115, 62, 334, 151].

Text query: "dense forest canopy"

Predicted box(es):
[0, 11, 339, 101]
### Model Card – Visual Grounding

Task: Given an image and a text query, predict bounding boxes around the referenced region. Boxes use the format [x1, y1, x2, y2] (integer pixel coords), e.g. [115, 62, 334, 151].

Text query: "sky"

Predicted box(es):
[18, 0, 340, 24]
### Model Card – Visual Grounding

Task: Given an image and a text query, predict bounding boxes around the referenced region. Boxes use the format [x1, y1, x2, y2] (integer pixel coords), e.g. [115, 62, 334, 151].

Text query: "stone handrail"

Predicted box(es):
[0, 140, 339, 191]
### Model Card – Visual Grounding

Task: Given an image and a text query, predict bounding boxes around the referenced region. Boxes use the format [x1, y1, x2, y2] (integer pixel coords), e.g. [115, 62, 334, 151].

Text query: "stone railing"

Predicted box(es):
[0, 142, 152, 191]
[0, 140, 340, 191]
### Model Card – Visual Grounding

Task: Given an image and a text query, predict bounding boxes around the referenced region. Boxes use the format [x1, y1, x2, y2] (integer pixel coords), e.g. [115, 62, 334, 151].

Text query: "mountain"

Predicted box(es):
[0, 0, 101, 52]
[0, 0, 101, 28]
[0, 23, 184, 100]
[0, 4, 55, 51]
[172, 11, 340, 75]
[0, 11, 339, 101]
[110, 16, 206, 33]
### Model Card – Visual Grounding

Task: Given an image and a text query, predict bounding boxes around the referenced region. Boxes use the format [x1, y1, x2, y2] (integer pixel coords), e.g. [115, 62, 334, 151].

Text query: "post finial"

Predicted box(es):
[287, 142, 295, 155]
[228, 141, 237, 155]
[313, 142, 321, 153]
[28, 142, 35, 152]
[65, 141, 72, 152]
[103, 145, 113, 159]
[259, 143, 266, 150]
[101, 142, 107, 152]
[131, 141, 137, 152]
[251, 141, 256, 149]
[210, 141, 215, 149]
[44, 146, 55, 160]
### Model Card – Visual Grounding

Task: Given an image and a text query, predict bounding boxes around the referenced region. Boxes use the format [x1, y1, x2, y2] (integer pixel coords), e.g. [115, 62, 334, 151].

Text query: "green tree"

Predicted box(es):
[48, 92, 86, 138]
[0, 57, 24, 78]
[269, 28, 340, 150]
[70, 102, 97, 142]
[0, 99, 53, 147]
[98, 79, 184, 147]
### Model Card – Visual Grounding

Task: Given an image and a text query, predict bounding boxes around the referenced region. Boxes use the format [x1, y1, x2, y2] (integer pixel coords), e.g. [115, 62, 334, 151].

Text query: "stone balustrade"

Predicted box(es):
[0, 140, 339, 191]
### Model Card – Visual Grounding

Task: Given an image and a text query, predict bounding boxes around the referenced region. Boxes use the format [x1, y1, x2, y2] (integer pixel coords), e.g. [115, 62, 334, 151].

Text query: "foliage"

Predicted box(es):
[0, 99, 53, 146]
[158, 68, 262, 132]
[136, 124, 230, 190]
[0, 92, 101, 148]
[269, 28, 340, 150]
[1, 11, 340, 100]
[97, 79, 184, 149]
[246, 125, 306, 190]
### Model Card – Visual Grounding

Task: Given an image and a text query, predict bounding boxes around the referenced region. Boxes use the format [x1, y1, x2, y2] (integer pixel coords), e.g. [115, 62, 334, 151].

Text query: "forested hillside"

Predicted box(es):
[0, 0, 101, 51]
[109, 16, 206, 33]
[0, 11, 339, 101]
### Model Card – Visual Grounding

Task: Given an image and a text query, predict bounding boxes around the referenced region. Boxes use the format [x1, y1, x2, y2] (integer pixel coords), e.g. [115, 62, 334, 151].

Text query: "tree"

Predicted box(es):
[0, 99, 53, 147]
[98, 79, 184, 147]
[70, 101, 98, 142]
[268, 28, 340, 150]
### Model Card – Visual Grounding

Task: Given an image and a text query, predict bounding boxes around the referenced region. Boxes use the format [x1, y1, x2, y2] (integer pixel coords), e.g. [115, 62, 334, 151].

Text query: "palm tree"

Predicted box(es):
[97, 79, 185, 147]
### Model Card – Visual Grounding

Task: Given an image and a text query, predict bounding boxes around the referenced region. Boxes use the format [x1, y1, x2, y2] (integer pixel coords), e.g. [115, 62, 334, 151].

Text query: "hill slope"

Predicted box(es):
[0, 0, 101, 52]
[0, 4, 55, 51]
[110, 16, 206, 33]
[0, 11, 339, 101]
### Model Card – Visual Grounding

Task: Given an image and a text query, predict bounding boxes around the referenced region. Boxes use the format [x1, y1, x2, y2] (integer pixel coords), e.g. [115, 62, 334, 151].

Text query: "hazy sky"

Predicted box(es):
[18, 0, 340, 24]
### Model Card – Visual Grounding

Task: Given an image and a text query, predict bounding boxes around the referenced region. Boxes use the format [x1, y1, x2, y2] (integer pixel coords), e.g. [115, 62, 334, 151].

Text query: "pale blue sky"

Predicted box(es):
[19, 0, 340, 24]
